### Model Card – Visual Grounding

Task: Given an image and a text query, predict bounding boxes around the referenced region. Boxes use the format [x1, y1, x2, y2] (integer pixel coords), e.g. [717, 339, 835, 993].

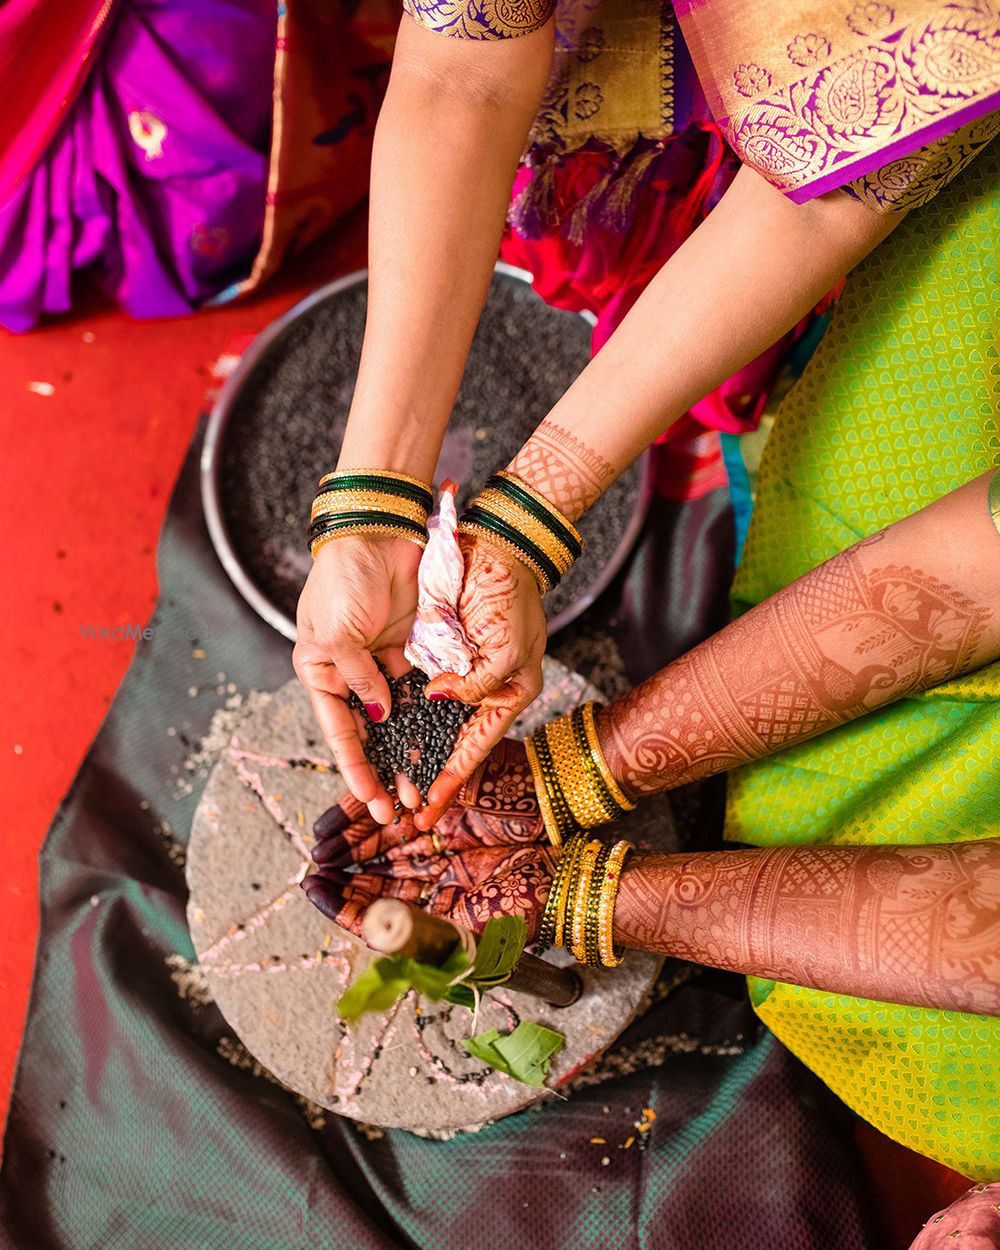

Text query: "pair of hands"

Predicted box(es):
[293, 529, 547, 828]
[301, 737, 556, 943]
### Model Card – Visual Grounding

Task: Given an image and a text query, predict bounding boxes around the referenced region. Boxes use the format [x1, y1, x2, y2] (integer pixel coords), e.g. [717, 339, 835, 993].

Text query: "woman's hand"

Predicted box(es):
[310, 737, 544, 867]
[303, 808, 555, 943]
[418, 535, 547, 828]
[303, 737, 554, 939]
[292, 534, 422, 824]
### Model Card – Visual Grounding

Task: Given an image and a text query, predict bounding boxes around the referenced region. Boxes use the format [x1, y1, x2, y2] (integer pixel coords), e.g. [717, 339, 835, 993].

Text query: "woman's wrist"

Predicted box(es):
[507, 417, 621, 523]
[525, 701, 638, 847]
[458, 470, 584, 595]
[308, 469, 433, 557]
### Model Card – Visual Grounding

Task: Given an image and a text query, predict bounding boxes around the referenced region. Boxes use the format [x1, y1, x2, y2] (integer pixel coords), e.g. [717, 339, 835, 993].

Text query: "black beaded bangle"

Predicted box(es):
[583, 840, 613, 968]
[462, 506, 563, 591]
[531, 726, 577, 839]
[486, 474, 583, 560]
[537, 836, 578, 951]
[570, 704, 625, 819]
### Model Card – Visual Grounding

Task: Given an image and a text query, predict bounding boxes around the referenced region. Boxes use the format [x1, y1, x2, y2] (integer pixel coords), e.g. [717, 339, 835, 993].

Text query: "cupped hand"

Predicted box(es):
[418, 534, 547, 828]
[292, 533, 422, 824]
[303, 807, 555, 944]
[303, 737, 555, 940]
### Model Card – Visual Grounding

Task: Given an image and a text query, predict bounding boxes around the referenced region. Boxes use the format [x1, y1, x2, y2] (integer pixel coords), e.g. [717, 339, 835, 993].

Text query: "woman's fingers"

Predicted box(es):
[394, 772, 425, 811]
[304, 686, 385, 803]
[313, 794, 369, 841]
[326, 637, 393, 724]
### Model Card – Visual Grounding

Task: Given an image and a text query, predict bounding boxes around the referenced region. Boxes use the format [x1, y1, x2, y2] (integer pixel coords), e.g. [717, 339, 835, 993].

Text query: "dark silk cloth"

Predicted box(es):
[0, 431, 876, 1248]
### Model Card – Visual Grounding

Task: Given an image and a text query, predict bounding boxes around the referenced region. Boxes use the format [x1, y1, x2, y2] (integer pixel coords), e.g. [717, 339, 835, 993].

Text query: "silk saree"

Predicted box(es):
[405, 0, 1000, 1177]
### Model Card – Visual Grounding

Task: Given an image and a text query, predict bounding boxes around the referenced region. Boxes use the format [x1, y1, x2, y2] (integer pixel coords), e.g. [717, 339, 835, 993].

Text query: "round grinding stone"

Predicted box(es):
[186, 658, 678, 1135]
[210, 268, 650, 636]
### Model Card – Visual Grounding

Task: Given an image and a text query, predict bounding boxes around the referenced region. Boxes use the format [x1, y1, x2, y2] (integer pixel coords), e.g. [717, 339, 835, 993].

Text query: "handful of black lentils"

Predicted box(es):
[349, 663, 474, 799]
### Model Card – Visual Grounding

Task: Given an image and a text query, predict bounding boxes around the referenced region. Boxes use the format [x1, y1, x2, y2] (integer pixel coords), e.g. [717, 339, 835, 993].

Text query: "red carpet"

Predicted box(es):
[0, 206, 368, 1133]
[0, 206, 972, 1244]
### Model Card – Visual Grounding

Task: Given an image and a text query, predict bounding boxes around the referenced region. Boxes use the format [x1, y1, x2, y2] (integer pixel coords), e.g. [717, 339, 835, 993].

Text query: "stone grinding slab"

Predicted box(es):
[186, 658, 677, 1135]
[215, 270, 649, 632]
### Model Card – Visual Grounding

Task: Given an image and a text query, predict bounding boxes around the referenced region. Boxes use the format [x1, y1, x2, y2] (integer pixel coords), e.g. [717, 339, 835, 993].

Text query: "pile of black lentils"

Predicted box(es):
[349, 663, 474, 799]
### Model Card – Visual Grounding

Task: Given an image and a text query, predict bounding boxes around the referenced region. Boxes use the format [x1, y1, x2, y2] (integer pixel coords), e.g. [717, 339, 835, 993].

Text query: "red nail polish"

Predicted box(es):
[427, 692, 449, 702]
[365, 702, 385, 722]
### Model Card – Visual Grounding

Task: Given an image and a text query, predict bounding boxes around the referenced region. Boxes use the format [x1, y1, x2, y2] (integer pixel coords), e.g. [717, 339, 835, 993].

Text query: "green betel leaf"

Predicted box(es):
[337, 957, 412, 1023]
[337, 943, 473, 1023]
[402, 944, 471, 999]
[463, 1021, 564, 1088]
[470, 915, 528, 989]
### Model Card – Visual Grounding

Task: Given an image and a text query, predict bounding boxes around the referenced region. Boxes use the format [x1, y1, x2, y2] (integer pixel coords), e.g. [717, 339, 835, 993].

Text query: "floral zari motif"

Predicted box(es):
[675, 0, 1000, 202]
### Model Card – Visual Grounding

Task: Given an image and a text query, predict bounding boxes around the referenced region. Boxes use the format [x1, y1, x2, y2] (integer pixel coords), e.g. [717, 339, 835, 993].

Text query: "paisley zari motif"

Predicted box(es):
[675, 0, 1000, 202]
[400, 0, 555, 39]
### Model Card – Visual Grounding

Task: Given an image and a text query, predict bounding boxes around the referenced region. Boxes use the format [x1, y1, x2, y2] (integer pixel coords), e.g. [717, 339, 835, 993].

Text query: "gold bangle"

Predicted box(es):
[310, 524, 428, 557]
[597, 840, 633, 968]
[524, 735, 563, 848]
[570, 839, 602, 964]
[583, 840, 613, 968]
[474, 488, 576, 577]
[528, 726, 578, 842]
[457, 520, 551, 594]
[543, 716, 618, 829]
[539, 832, 583, 949]
[495, 470, 584, 551]
[311, 491, 429, 527]
[554, 835, 589, 950]
[581, 703, 637, 813]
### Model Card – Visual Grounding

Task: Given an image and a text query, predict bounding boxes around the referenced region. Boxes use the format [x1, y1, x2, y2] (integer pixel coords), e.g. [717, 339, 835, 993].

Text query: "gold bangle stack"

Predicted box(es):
[524, 701, 636, 846]
[537, 833, 634, 968]
[458, 471, 583, 596]
[308, 470, 433, 557]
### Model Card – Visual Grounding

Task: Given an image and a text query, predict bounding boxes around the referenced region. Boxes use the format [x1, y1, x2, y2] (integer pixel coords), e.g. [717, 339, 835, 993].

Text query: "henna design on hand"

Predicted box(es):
[457, 737, 540, 818]
[614, 840, 1000, 1014]
[601, 548, 992, 797]
[306, 806, 556, 942]
[509, 418, 617, 520]
[312, 739, 545, 870]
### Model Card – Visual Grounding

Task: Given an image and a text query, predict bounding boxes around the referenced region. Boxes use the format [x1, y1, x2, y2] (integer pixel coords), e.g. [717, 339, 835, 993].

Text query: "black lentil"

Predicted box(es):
[349, 661, 474, 798]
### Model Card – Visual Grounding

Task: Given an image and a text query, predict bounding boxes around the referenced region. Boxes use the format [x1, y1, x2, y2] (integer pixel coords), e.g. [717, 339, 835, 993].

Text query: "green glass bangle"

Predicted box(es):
[315, 474, 433, 510]
[462, 506, 563, 591]
[309, 512, 427, 541]
[486, 474, 583, 560]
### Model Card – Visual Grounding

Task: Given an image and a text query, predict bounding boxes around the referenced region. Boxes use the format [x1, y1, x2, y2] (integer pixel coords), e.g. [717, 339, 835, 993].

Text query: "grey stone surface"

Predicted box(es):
[187, 659, 678, 1134]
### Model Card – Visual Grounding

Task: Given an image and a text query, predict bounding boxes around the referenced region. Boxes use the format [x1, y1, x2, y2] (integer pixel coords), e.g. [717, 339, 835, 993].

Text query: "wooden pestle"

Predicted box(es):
[362, 900, 582, 1008]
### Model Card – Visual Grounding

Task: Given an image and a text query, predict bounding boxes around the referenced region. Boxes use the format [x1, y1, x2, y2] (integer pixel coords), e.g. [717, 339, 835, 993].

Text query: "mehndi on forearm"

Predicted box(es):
[612, 841, 1000, 1015]
[599, 472, 1000, 798]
